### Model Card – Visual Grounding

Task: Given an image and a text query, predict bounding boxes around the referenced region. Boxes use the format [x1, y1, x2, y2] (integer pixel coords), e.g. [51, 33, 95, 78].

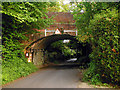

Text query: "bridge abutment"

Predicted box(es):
[33, 51, 44, 65]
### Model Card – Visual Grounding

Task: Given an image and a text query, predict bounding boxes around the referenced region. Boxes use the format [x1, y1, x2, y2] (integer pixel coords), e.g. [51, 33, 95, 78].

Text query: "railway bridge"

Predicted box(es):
[24, 12, 89, 65]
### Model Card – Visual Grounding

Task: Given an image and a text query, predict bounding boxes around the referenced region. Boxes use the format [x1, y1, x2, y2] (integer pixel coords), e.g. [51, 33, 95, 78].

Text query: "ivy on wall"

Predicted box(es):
[2, 2, 55, 85]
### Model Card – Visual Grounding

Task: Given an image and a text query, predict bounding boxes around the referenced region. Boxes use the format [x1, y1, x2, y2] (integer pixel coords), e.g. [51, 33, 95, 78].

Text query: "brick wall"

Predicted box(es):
[46, 12, 76, 30]
[45, 12, 77, 36]
[24, 12, 77, 50]
[47, 12, 75, 23]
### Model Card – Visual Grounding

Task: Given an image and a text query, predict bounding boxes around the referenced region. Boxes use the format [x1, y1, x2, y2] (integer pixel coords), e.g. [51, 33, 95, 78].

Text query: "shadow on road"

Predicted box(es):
[45, 63, 82, 70]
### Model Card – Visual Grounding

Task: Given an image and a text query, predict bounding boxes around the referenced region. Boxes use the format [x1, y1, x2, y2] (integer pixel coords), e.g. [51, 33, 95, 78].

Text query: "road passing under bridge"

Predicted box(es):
[2, 64, 92, 88]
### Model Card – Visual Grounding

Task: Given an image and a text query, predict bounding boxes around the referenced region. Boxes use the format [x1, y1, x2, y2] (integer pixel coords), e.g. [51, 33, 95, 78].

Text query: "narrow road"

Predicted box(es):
[3, 64, 92, 88]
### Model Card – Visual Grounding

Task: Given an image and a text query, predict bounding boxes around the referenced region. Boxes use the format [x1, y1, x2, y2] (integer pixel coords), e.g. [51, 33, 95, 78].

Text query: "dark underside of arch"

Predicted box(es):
[26, 34, 81, 50]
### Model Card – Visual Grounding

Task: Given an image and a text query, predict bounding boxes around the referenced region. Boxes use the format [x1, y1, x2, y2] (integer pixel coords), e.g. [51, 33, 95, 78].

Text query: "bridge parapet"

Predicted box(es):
[45, 29, 77, 36]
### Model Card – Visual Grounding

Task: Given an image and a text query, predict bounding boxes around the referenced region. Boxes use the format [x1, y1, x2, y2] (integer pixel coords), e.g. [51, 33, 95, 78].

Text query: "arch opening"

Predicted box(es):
[26, 34, 92, 67]
[45, 39, 92, 67]
[45, 39, 80, 64]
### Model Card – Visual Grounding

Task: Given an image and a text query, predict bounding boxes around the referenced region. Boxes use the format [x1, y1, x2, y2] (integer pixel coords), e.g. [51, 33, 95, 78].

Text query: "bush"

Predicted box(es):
[2, 20, 38, 85]
[2, 2, 54, 85]
[2, 45, 38, 85]
[83, 8, 120, 86]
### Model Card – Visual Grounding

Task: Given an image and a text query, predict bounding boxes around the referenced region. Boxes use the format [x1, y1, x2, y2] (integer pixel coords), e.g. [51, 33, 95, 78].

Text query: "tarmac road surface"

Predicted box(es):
[3, 64, 92, 88]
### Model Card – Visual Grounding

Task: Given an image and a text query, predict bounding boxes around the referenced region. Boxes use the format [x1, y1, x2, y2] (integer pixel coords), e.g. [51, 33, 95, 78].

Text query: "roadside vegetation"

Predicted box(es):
[2, 2, 56, 85]
[72, 2, 119, 88]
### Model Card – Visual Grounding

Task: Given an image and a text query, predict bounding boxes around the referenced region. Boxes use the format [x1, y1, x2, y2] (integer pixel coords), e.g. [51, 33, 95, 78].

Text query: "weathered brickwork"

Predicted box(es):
[24, 12, 77, 48]
[46, 12, 76, 32]
[24, 12, 77, 65]
[47, 12, 75, 23]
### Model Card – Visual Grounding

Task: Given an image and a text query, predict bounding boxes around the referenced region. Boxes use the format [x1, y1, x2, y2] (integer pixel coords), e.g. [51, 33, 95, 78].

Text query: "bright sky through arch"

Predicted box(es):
[63, 0, 70, 4]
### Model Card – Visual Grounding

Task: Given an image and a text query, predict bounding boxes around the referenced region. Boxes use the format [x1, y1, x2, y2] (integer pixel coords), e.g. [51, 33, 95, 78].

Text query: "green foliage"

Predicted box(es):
[2, 2, 52, 29]
[73, 2, 120, 87]
[2, 2, 55, 85]
[47, 1, 74, 12]
[51, 40, 76, 57]
[87, 8, 119, 85]
[47, 2, 62, 12]
[46, 40, 78, 63]
[2, 36, 38, 84]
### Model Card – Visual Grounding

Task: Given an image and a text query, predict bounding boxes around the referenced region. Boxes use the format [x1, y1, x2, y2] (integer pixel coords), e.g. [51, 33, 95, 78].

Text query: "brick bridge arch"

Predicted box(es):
[24, 12, 90, 65]
[25, 34, 83, 65]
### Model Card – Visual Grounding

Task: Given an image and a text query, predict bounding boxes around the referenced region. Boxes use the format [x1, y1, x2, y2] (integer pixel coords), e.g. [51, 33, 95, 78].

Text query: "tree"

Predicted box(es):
[73, 2, 120, 87]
